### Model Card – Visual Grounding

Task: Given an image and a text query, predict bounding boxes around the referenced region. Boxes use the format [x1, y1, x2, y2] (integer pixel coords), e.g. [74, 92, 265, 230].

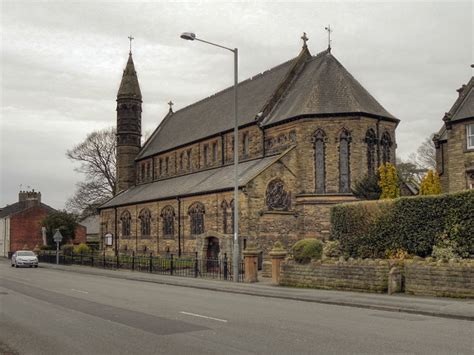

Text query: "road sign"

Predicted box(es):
[53, 230, 63, 243]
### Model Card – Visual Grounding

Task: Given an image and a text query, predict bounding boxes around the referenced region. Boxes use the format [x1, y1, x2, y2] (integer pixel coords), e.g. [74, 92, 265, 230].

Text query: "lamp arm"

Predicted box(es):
[194, 37, 235, 53]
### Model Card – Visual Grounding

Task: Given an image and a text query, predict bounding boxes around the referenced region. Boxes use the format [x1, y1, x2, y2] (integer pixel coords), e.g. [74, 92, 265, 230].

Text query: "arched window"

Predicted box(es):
[381, 131, 392, 164]
[243, 132, 250, 157]
[313, 129, 326, 193]
[188, 202, 205, 235]
[339, 129, 351, 193]
[179, 152, 184, 171]
[161, 206, 175, 239]
[186, 149, 192, 170]
[203, 144, 209, 166]
[365, 129, 377, 175]
[120, 210, 131, 238]
[266, 179, 291, 211]
[139, 209, 151, 237]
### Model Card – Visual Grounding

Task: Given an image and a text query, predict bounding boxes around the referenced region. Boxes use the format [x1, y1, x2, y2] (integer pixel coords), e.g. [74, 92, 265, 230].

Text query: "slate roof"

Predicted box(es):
[137, 57, 297, 159]
[0, 202, 56, 219]
[137, 47, 396, 160]
[447, 77, 474, 121]
[262, 50, 396, 126]
[101, 154, 282, 208]
[117, 53, 142, 100]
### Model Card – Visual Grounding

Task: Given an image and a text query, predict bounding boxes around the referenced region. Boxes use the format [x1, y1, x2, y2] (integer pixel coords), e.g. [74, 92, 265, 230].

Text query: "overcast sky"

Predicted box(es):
[1, 0, 472, 209]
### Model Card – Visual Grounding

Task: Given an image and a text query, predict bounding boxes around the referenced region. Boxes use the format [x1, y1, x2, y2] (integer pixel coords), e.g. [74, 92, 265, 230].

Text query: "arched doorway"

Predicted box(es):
[206, 237, 220, 259]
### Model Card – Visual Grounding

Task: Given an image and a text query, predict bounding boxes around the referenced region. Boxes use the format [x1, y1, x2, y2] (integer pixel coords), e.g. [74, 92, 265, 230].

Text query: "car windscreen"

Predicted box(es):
[17, 251, 35, 256]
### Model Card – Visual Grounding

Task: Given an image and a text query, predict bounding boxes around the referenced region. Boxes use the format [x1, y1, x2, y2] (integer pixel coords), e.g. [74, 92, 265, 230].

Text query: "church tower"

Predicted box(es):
[116, 51, 142, 193]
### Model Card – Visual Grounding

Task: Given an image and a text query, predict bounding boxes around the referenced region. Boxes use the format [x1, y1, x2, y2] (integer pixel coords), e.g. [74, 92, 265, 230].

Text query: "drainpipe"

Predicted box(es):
[114, 207, 118, 256]
[376, 118, 381, 167]
[177, 197, 181, 257]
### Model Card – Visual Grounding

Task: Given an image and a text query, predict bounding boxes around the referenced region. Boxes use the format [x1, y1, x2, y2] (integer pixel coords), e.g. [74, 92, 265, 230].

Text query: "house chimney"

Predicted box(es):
[18, 189, 41, 208]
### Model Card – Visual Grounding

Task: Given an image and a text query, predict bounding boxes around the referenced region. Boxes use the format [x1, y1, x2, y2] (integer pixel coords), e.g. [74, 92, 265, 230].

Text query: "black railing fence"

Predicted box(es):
[37, 251, 244, 282]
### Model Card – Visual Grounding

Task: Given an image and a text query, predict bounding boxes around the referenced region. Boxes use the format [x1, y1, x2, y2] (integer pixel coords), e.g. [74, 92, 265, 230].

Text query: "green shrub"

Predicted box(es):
[352, 174, 381, 200]
[74, 243, 91, 255]
[432, 245, 457, 260]
[323, 240, 342, 258]
[330, 190, 474, 258]
[61, 244, 74, 256]
[292, 239, 323, 264]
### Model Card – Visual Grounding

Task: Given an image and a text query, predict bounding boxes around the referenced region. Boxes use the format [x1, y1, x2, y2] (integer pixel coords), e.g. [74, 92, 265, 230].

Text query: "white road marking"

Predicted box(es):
[71, 289, 89, 294]
[180, 311, 228, 323]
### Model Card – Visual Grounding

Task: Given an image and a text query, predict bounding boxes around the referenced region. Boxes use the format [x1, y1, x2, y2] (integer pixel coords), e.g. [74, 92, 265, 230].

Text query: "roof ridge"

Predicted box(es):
[170, 56, 299, 117]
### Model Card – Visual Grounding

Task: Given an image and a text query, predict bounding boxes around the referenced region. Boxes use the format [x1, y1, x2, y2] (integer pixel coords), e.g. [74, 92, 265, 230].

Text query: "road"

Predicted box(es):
[0, 262, 472, 354]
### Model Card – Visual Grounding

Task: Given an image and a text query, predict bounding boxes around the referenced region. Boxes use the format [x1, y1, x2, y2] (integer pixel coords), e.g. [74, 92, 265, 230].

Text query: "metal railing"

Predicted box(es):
[37, 251, 244, 282]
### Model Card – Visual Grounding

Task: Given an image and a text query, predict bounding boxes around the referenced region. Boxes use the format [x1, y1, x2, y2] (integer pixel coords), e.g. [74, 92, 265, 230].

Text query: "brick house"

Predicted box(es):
[0, 190, 86, 257]
[100, 35, 398, 258]
[433, 76, 474, 192]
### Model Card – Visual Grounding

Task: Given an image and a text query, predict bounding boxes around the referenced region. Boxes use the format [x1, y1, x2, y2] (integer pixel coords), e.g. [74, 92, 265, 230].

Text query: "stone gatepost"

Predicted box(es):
[388, 265, 402, 294]
[242, 243, 260, 283]
[269, 242, 287, 286]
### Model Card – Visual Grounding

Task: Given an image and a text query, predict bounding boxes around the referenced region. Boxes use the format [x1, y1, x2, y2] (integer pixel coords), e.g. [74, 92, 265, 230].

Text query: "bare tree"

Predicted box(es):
[66, 127, 116, 215]
[409, 134, 436, 170]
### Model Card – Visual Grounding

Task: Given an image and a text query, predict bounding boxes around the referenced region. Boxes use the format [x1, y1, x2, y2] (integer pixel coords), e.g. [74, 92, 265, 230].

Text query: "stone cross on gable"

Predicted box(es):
[325, 25, 332, 51]
[168, 100, 174, 113]
[301, 32, 309, 48]
[128, 35, 134, 53]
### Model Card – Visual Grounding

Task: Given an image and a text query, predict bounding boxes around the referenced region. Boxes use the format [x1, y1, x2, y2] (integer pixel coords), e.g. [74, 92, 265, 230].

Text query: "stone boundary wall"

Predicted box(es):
[404, 260, 474, 298]
[280, 259, 390, 293]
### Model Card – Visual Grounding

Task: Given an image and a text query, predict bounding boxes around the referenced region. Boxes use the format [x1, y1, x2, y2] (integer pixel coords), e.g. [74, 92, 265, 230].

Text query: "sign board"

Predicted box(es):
[104, 233, 113, 246]
[53, 230, 63, 243]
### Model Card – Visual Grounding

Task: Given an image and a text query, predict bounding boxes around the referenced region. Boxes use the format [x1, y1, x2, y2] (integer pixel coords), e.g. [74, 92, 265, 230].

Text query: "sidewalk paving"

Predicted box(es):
[35, 262, 474, 321]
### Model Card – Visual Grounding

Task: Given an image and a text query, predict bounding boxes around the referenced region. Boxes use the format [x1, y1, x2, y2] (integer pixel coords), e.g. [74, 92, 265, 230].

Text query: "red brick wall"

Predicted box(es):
[74, 225, 87, 244]
[10, 206, 49, 252]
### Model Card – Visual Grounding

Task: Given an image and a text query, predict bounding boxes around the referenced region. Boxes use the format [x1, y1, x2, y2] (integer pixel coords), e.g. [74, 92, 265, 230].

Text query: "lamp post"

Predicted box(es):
[181, 32, 240, 281]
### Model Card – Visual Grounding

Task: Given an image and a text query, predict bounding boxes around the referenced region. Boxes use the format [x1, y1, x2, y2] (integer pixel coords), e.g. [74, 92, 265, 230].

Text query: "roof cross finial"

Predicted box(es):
[325, 25, 332, 52]
[301, 32, 309, 48]
[168, 100, 174, 113]
[128, 35, 134, 54]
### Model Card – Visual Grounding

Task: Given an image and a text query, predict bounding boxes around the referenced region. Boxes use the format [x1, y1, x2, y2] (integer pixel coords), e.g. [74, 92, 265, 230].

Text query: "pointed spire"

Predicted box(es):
[117, 52, 142, 100]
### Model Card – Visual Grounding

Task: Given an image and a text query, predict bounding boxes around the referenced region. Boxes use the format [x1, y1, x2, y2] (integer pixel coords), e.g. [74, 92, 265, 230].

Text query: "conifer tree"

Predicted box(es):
[419, 169, 442, 195]
[378, 163, 400, 199]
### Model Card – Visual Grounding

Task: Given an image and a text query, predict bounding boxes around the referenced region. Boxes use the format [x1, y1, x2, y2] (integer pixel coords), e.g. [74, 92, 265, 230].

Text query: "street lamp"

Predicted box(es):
[181, 32, 240, 282]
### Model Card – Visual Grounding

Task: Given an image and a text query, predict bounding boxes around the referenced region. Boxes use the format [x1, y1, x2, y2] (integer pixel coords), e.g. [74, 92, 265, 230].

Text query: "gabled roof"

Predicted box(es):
[447, 76, 474, 122]
[117, 53, 142, 100]
[0, 202, 56, 219]
[262, 50, 396, 126]
[137, 47, 396, 160]
[101, 153, 285, 208]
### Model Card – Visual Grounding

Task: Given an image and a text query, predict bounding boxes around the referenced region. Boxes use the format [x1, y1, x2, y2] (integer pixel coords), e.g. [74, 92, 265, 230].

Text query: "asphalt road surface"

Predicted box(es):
[0, 262, 472, 354]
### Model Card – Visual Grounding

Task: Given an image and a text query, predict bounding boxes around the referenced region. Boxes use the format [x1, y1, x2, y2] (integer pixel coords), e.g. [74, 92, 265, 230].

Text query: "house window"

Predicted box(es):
[139, 209, 151, 237]
[161, 206, 175, 239]
[189, 202, 205, 235]
[313, 129, 326, 193]
[243, 132, 250, 157]
[467, 124, 474, 149]
[381, 131, 392, 164]
[120, 210, 131, 238]
[339, 129, 351, 193]
[203, 144, 209, 166]
[212, 142, 218, 163]
[365, 129, 377, 175]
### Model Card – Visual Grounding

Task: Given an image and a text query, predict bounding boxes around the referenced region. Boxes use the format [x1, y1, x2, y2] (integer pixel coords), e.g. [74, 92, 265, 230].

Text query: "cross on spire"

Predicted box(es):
[301, 32, 309, 48]
[168, 100, 174, 113]
[324, 25, 332, 52]
[128, 35, 134, 54]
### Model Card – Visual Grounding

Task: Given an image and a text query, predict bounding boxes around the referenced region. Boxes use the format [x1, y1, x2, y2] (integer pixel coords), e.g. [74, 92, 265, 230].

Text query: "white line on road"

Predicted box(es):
[180, 311, 228, 323]
[71, 289, 89, 294]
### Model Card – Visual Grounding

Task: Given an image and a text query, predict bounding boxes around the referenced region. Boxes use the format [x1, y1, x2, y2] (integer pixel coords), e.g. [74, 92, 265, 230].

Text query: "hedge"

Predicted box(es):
[330, 190, 474, 258]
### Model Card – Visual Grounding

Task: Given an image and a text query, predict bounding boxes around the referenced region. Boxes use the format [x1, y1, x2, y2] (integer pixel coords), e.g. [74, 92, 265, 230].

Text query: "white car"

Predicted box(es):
[11, 250, 39, 268]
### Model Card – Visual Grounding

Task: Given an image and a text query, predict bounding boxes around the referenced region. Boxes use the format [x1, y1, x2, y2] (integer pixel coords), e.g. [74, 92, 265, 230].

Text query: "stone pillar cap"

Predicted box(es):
[242, 242, 260, 256]
[269, 241, 287, 258]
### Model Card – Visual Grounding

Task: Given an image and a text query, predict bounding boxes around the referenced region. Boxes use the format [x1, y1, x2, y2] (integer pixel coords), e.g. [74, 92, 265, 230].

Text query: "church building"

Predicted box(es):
[99, 35, 398, 258]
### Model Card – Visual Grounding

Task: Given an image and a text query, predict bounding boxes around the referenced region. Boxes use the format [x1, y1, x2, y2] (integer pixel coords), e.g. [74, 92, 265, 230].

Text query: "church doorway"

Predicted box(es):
[206, 237, 220, 271]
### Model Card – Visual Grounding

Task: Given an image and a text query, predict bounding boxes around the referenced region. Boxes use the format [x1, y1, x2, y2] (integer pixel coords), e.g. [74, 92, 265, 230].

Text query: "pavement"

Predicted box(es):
[32, 259, 474, 321]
